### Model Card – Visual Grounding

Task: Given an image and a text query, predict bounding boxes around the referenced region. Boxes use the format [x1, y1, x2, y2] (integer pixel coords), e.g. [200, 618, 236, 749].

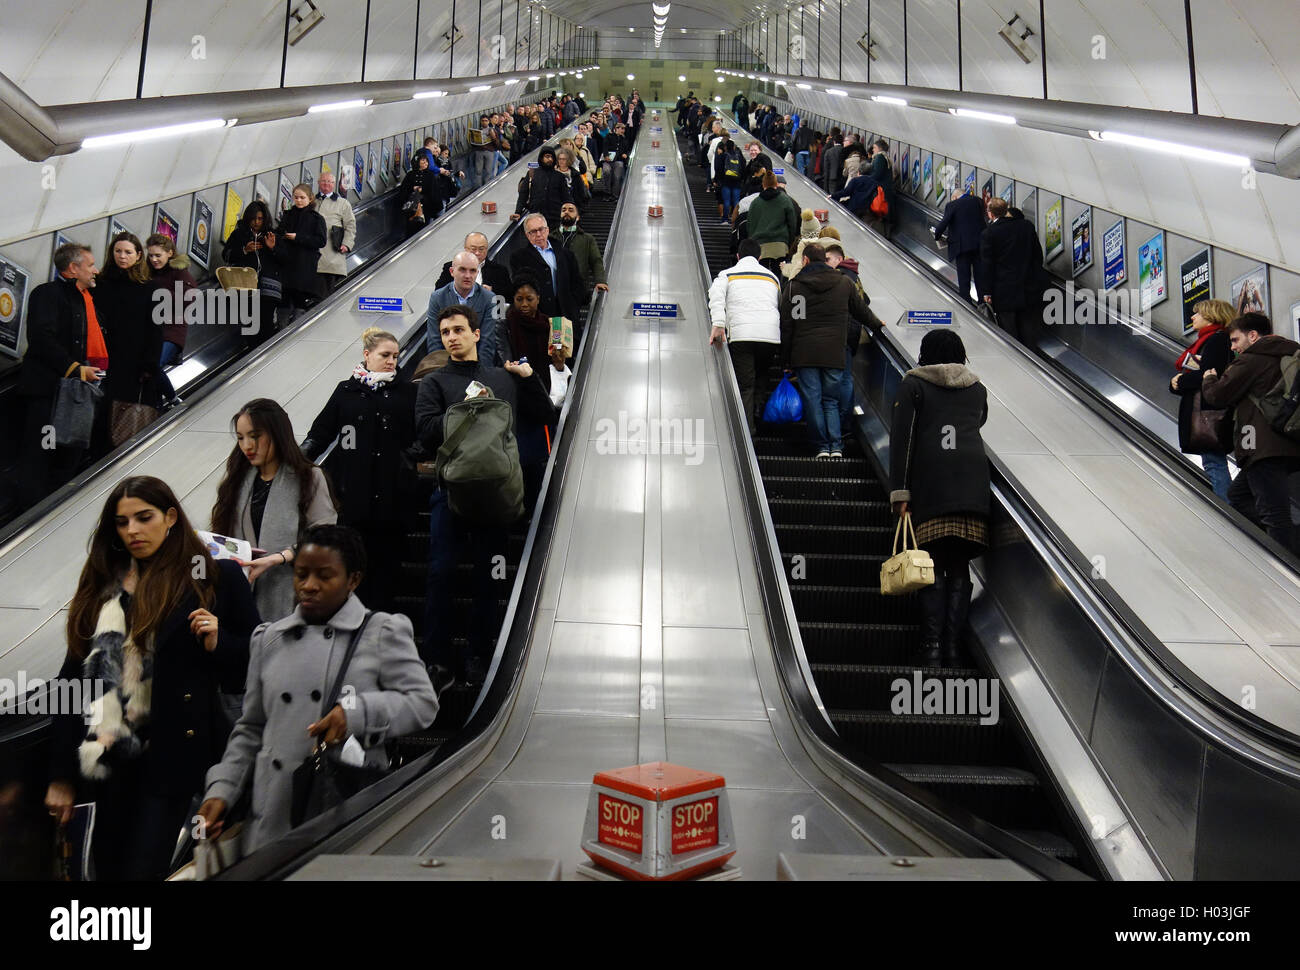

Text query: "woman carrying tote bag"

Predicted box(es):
[1169, 298, 1235, 499]
[889, 329, 990, 668]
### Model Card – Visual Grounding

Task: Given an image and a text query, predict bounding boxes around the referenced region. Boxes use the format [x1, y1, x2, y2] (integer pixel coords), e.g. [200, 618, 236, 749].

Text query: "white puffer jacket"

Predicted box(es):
[708, 256, 781, 344]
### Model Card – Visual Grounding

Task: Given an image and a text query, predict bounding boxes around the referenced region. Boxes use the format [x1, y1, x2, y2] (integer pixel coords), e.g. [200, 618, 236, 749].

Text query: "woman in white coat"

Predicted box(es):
[198, 525, 437, 853]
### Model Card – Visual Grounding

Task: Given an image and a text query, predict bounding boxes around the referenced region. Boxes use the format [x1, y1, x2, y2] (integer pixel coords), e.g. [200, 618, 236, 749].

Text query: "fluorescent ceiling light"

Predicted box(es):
[469, 84, 491, 92]
[678, 74, 686, 81]
[872, 95, 907, 106]
[503, 78, 518, 83]
[758, 76, 769, 82]
[825, 87, 847, 96]
[546, 72, 555, 78]
[1089, 130, 1251, 168]
[578, 92, 585, 97]
[680, 27, 687, 32]
[627, 73, 636, 80]
[654, 15, 667, 24]
[413, 89, 447, 99]
[796, 82, 812, 89]
[714, 95, 722, 102]
[628, 26, 635, 31]
[652, 1, 671, 12]
[307, 98, 372, 113]
[575, 72, 583, 78]
[950, 107, 1016, 124]
[81, 117, 232, 149]
[528, 75, 541, 81]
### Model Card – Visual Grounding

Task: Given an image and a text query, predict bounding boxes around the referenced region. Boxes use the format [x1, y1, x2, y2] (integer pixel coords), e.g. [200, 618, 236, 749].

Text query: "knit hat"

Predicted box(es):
[800, 208, 821, 239]
[818, 225, 842, 240]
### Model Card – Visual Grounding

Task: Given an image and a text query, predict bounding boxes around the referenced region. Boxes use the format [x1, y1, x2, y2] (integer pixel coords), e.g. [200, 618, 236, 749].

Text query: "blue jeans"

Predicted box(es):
[471, 150, 495, 189]
[839, 347, 855, 427]
[796, 151, 810, 176]
[157, 340, 182, 402]
[1201, 452, 1232, 500]
[795, 366, 844, 453]
[720, 184, 742, 217]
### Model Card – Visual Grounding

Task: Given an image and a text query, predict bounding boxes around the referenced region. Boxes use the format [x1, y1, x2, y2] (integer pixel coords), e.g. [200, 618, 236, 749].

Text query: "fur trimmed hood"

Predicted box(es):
[78, 589, 153, 781]
[907, 363, 980, 389]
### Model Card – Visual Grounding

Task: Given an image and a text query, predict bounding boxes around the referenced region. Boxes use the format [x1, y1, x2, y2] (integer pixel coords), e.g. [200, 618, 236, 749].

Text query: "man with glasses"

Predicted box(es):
[599, 123, 631, 197]
[510, 214, 582, 325]
[435, 230, 513, 295]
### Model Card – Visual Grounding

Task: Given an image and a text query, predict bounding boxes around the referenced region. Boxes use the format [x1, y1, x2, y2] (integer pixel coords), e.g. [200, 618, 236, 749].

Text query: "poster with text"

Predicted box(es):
[353, 149, 364, 198]
[936, 159, 949, 204]
[404, 138, 413, 171]
[981, 176, 994, 220]
[1020, 188, 1037, 229]
[964, 168, 976, 195]
[890, 143, 899, 184]
[0, 255, 30, 358]
[50, 231, 73, 282]
[1230, 264, 1269, 317]
[154, 207, 180, 246]
[922, 153, 933, 201]
[1070, 206, 1093, 277]
[367, 149, 379, 192]
[107, 217, 131, 257]
[1044, 198, 1064, 261]
[1179, 248, 1212, 335]
[1000, 182, 1014, 205]
[301, 164, 315, 193]
[254, 178, 272, 206]
[189, 196, 213, 269]
[381, 143, 392, 186]
[278, 173, 294, 214]
[1102, 219, 1127, 291]
[1138, 230, 1168, 312]
[223, 187, 243, 243]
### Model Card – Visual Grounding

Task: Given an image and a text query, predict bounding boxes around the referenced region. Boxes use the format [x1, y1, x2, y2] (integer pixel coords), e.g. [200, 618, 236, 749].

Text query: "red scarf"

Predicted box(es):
[1176, 324, 1223, 371]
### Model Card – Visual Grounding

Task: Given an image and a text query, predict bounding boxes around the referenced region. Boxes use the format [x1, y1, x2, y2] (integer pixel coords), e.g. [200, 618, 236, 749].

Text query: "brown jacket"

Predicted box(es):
[779, 262, 878, 370]
[1201, 334, 1300, 467]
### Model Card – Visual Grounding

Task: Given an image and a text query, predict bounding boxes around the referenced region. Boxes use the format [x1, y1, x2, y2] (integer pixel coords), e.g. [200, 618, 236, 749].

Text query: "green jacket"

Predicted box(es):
[557, 227, 605, 292]
[746, 189, 800, 248]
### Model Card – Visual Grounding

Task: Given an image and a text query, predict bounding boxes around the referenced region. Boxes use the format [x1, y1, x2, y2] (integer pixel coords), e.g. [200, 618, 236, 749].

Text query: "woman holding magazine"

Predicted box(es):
[45, 475, 260, 880]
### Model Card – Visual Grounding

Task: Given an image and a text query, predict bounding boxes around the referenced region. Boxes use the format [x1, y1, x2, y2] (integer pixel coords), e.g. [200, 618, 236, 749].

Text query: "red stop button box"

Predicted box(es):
[648, 205, 664, 218]
[481, 201, 497, 214]
[581, 762, 736, 880]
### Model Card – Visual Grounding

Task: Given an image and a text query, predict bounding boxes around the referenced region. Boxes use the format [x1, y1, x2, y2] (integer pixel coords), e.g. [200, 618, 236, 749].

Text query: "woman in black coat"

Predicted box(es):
[395, 150, 444, 239]
[46, 476, 259, 880]
[1170, 298, 1236, 499]
[95, 232, 162, 414]
[221, 200, 282, 343]
[300, 328, 417, 612]
[889, 330, 990, 668]
[274, 184, 328, 314]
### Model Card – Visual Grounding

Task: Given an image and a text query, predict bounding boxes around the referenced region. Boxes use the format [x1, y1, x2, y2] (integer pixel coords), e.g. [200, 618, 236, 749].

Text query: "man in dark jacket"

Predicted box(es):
[979, 197, 1042, 342]
[731, 92, 750, 130]
[510, 214, 584, 325]
[933, 187, 987, 304]
[597, 123, 631, 196]
[13, 242, 105, 507]
[1201, 311, 1300, 554]
[511, 145, 572, 227]
[791, 122, 815, 176]
[867, 140, 898, 236]
[435, 231, 513, 295]
[741, 141, 774, 196]
[779, 244, 882, 458]
[414, 304, 555, 689]
[826, 243, 881, 436]
[821, 133, 844, 194]
[555, 202, 608, 306]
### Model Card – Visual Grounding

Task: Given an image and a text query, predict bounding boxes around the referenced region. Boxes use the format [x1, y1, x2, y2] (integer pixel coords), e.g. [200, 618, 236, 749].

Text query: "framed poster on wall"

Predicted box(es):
[301, 164, 315, 193]
[278, 172, 295, 214]
[1000, 182, 1014, 205]
[367, 150, 379, 192]
[107, 217, 131, 256]
[1230, 264, 1269, 317]
[1102, 219, 1127, 291]
[50, 231, 73, 282]
[1071, 206, 1093, 277]
[1044, 198, 1064, 261]
[964, 168, 976, 195]
[223, 186, 243, 243]
[0, 255, 30, 358]
[154, 207, 181, 246]
[189, 197, 213, 269]
[381, 143, 392, 186]
[1178, 248, 1212, 335]
[981, 176, 994, 219]
[254, 178, 272, 206]
[353, 149, 364, 198]
[922, 153, 933, 201]
[1138, 231, 1168, 311]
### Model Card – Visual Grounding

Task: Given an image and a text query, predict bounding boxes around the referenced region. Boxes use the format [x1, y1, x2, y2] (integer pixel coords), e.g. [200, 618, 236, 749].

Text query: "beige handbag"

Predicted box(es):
[880, 513, 935, 596]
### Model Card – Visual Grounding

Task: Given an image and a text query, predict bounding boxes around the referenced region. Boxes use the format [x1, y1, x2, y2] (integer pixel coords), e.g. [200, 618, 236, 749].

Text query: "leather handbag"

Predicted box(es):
[51, 377, 103, 449]
[290, 612, 384, 827]
[1188, 390, 1231, 454]
[329, 224, 346, 251]
[109, 387, 159, 446]
[880, 513, 935, 596]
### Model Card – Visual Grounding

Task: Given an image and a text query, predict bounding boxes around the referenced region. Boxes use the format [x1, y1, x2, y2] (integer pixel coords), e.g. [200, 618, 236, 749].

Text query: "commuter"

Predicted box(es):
[867, 140, 897, 236]
[889, 329, 990, 667]
[598, 123, 631, 197]
[822, 129, 844, 194]
[511, 145, 573, 227]
[573, 131, 597, 183]
[783, 213, 833, 279]
[433, 143, 464, 211]
[715, 137, 746, 224]
[1169, 299, 1236, 499]
[826, 244, 880, 437]
[471, 114, 499, 190]
[209, 398, 338, 621]
[554, 147, 590, 209]
[933, 186, 987, 304]
[198, 524, 437, 853]
[436, 232, 513, 295]
[747, 172, 801, 273]
[740, 142, 773, 196]
[556, 202, 609, 306]
[301, 328, 417, 613]
[426, 251, 503, 365]
[732, 91, 750, 130]
[504, 275, 561, 512]
[46, 475, 259, 880]
[810, 133, 824, 185]
[510, 214, 584, 325]
[979, 198, 1043, 342]
[497, 113, 516, 175]
[415, 305, 556, 690]
[274, 184, 328, 319]
[829, 158, 883, 221]
[780, 244, 881, 458]
[313, 171, 356, 295]
[708, 238, 781, 434]
[221, 200, 282, 342]
[791, 121, 815, 177]
[95, 233, 161, 443]
[144, 235, 194, 407]
[625, 95, 645, 139]
[1201, 312, 1300, 555]
[395, 149, 443, 239]
[677, 93, 694, 130]
[841, 135, 868, 188]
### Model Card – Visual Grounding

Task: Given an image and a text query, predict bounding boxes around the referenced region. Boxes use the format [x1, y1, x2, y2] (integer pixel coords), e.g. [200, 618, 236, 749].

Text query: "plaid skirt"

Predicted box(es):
[915, 513, 989, 548]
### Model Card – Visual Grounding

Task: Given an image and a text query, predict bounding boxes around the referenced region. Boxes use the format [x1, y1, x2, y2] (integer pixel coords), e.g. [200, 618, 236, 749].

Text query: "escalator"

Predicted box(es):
[677, 128, 1094, 872]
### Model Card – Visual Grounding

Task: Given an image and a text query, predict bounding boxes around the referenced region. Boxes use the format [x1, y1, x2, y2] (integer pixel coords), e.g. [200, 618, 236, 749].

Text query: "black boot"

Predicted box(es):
[941, 568, 974, 668]
[915, 572, 947, 668]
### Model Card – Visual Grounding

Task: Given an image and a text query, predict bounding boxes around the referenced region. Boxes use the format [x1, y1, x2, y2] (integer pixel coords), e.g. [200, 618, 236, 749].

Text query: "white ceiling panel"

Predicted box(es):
[860, 0, 906, 86]
[1191, 0, 1300, 125]
[141, 0, 283, 97]
[282, 0, 369, 87]
[364, 0, 422, 82]
[3, 0, 143, 105]
[960, 0, 1043, 99]
[907, 0, 959, 91]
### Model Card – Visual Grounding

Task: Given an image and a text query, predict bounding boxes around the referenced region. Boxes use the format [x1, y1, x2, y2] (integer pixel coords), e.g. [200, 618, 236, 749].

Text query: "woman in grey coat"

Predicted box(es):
[198, 525, 437, 853]
[210, 398, 338, 622]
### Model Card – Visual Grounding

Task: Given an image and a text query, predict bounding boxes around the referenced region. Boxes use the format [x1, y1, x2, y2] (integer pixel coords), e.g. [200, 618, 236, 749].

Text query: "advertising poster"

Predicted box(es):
[890, 143, 899, 185]
[254, 178, 272, 206]
[964, 168, 976, 195]
[1071, 206, 1093, 277]
[381, 143, 392, 186]
[107, 217, 131, 255]
[1179, 248, 1212, 335]
[1020, 188, 1037, 228]
[1230, 264, 1269, 317]
[301, 164, 315, 193]
[1102, 219, 1127, 291]
[1138, 230, 1168, 311]
[981, 176, 994, 219]
[51, 231, 73, 282]
[404, 138, 413, 171]
[353, 149, 364, 198]
[1044, 198, 1064, 261]
[367, 149, 379, 192]
[0, 256, 30, 358]
[223, 187, 243, 243]
[154, 206, 180, 245]
[189, 196, 213, 269]
[278, 172, 295, 214]
[1291, 301, 1300, 337]
[1000, 182, 1014, 205]
[338, 155, 354, 196]
[935, 159, 949, 204]
[922, 153, 933, 200]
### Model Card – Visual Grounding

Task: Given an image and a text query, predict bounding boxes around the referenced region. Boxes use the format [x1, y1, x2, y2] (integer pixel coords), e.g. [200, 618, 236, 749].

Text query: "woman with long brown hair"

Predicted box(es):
[210, 398, 337, 621]
[95, 231, 161, 444]
[45, 475, 259, 880]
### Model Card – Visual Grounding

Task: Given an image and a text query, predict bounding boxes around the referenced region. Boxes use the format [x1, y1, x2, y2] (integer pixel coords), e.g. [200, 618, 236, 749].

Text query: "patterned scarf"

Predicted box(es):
[79, 588, 154, 780]
[352, 364, 397, 391]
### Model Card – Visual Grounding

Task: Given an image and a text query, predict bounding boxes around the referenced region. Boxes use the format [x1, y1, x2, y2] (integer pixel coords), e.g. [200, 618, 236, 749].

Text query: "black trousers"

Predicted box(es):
[1228, 456, 1300, 555]
[729, 341, 778, 433]
[92, 763, 194, 880]
[15, 394, 88, 508]
[953, 252, 977, 303]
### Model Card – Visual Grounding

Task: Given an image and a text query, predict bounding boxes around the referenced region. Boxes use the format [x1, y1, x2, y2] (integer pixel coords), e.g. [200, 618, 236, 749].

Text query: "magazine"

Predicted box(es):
[196, 530, 256, 579]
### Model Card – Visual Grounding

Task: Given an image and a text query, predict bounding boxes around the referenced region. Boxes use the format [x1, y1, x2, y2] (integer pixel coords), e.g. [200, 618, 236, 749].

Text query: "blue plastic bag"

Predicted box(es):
[762, 375, 803, 424]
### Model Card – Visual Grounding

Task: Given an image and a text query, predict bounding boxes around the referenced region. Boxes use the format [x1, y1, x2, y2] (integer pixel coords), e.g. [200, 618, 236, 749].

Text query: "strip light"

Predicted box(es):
[308, 98, 372, 113]
[413, 89, 447, 99]
[81, 118, 233, 149]
[826, 87, 847, 96]
[872, 95, 908, 106]
[1089, 130, 1251, 168]
[950, 107, 1016, 124]
[469, 84, 491, 92]
[796, 82, 812, 89]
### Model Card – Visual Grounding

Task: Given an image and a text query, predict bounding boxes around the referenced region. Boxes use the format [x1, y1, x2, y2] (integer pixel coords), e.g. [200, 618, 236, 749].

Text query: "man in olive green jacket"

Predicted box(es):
[555, 202, 609, 304]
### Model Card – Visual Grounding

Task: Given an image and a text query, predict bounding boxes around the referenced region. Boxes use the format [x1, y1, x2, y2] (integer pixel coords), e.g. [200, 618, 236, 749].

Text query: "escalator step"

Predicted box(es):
[789, 584, 918, 624]
[810, 662, 983, 709]
[1003, 829, 1080, 861]
[830, 710, 1016, 765]
[775, 522, 894, 555]
[759, 455, 869, 478]
[395, 595, 508, 634]
[883, 763, 1056, 830]
[798, 621, 919, 664]
[781, 552, 886, 586]
[764, 475, 885, 502]
[769, 497, 893, 528]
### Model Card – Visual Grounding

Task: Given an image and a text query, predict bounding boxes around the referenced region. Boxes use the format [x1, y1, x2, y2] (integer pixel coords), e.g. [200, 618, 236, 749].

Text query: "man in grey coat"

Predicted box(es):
[313, 171, 356, 294]
[426, 251, 505, 364]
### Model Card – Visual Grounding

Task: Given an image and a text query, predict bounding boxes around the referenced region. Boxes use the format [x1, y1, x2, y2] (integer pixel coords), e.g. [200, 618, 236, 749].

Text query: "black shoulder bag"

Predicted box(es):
[290, 611, 386, 827]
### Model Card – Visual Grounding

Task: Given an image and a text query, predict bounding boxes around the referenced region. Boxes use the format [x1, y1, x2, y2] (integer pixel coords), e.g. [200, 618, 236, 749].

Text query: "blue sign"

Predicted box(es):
[357, 296, 404, 313]
[773, 167, 785, 176]
[1102, 218, 1127, 290]
[964, 169, 976, 194]
[906, 310, 954, 326]
[650, 126, 663, 134]
[633, 302, 679, 317]
[642, 164, 667, 174]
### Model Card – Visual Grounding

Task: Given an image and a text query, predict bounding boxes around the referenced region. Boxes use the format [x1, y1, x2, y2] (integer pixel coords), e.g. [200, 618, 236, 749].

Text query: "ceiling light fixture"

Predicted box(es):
[825, 87, 847, 96]
[1089, 130, 1250, 168]
[950, 107, 1016, 124]
[307, 98, 372, 113]
[81, 118, 234, 149]
[413, 89, 448, 99]
[872, 95, 908, 106]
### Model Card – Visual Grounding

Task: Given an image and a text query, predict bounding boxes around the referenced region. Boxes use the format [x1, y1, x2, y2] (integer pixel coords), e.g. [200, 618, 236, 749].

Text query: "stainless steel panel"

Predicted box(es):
[656, 350, 718, 446]
[664, 718, 808, 792]
[1195, 746, 1300, 879]
[534, 622, 642, 717]
[662, 626, 768, 720]
[288, 854, 563, 880]
[584, 349, 650, 446]
[497, 713, 639, 785]
[974, 355, 1120, 457]
[776, 852, 1037, 880]
[726, 789, 888, 877]
[1162, 642, 1300, 734]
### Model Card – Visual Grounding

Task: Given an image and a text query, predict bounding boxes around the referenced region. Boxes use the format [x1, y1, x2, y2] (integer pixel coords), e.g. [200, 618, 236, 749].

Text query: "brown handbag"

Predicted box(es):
[1188, 390, 1231, 455]
[110, 388, 159, 446]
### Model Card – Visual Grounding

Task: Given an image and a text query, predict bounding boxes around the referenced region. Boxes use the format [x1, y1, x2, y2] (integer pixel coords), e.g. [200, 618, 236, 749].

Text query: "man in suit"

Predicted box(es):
[435, 231, 512, 295]
[933, 187, 987, 304]
[427, 251, 504, 364]
[980, 198, 1043, 343]
[511, 213, 583, 326]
